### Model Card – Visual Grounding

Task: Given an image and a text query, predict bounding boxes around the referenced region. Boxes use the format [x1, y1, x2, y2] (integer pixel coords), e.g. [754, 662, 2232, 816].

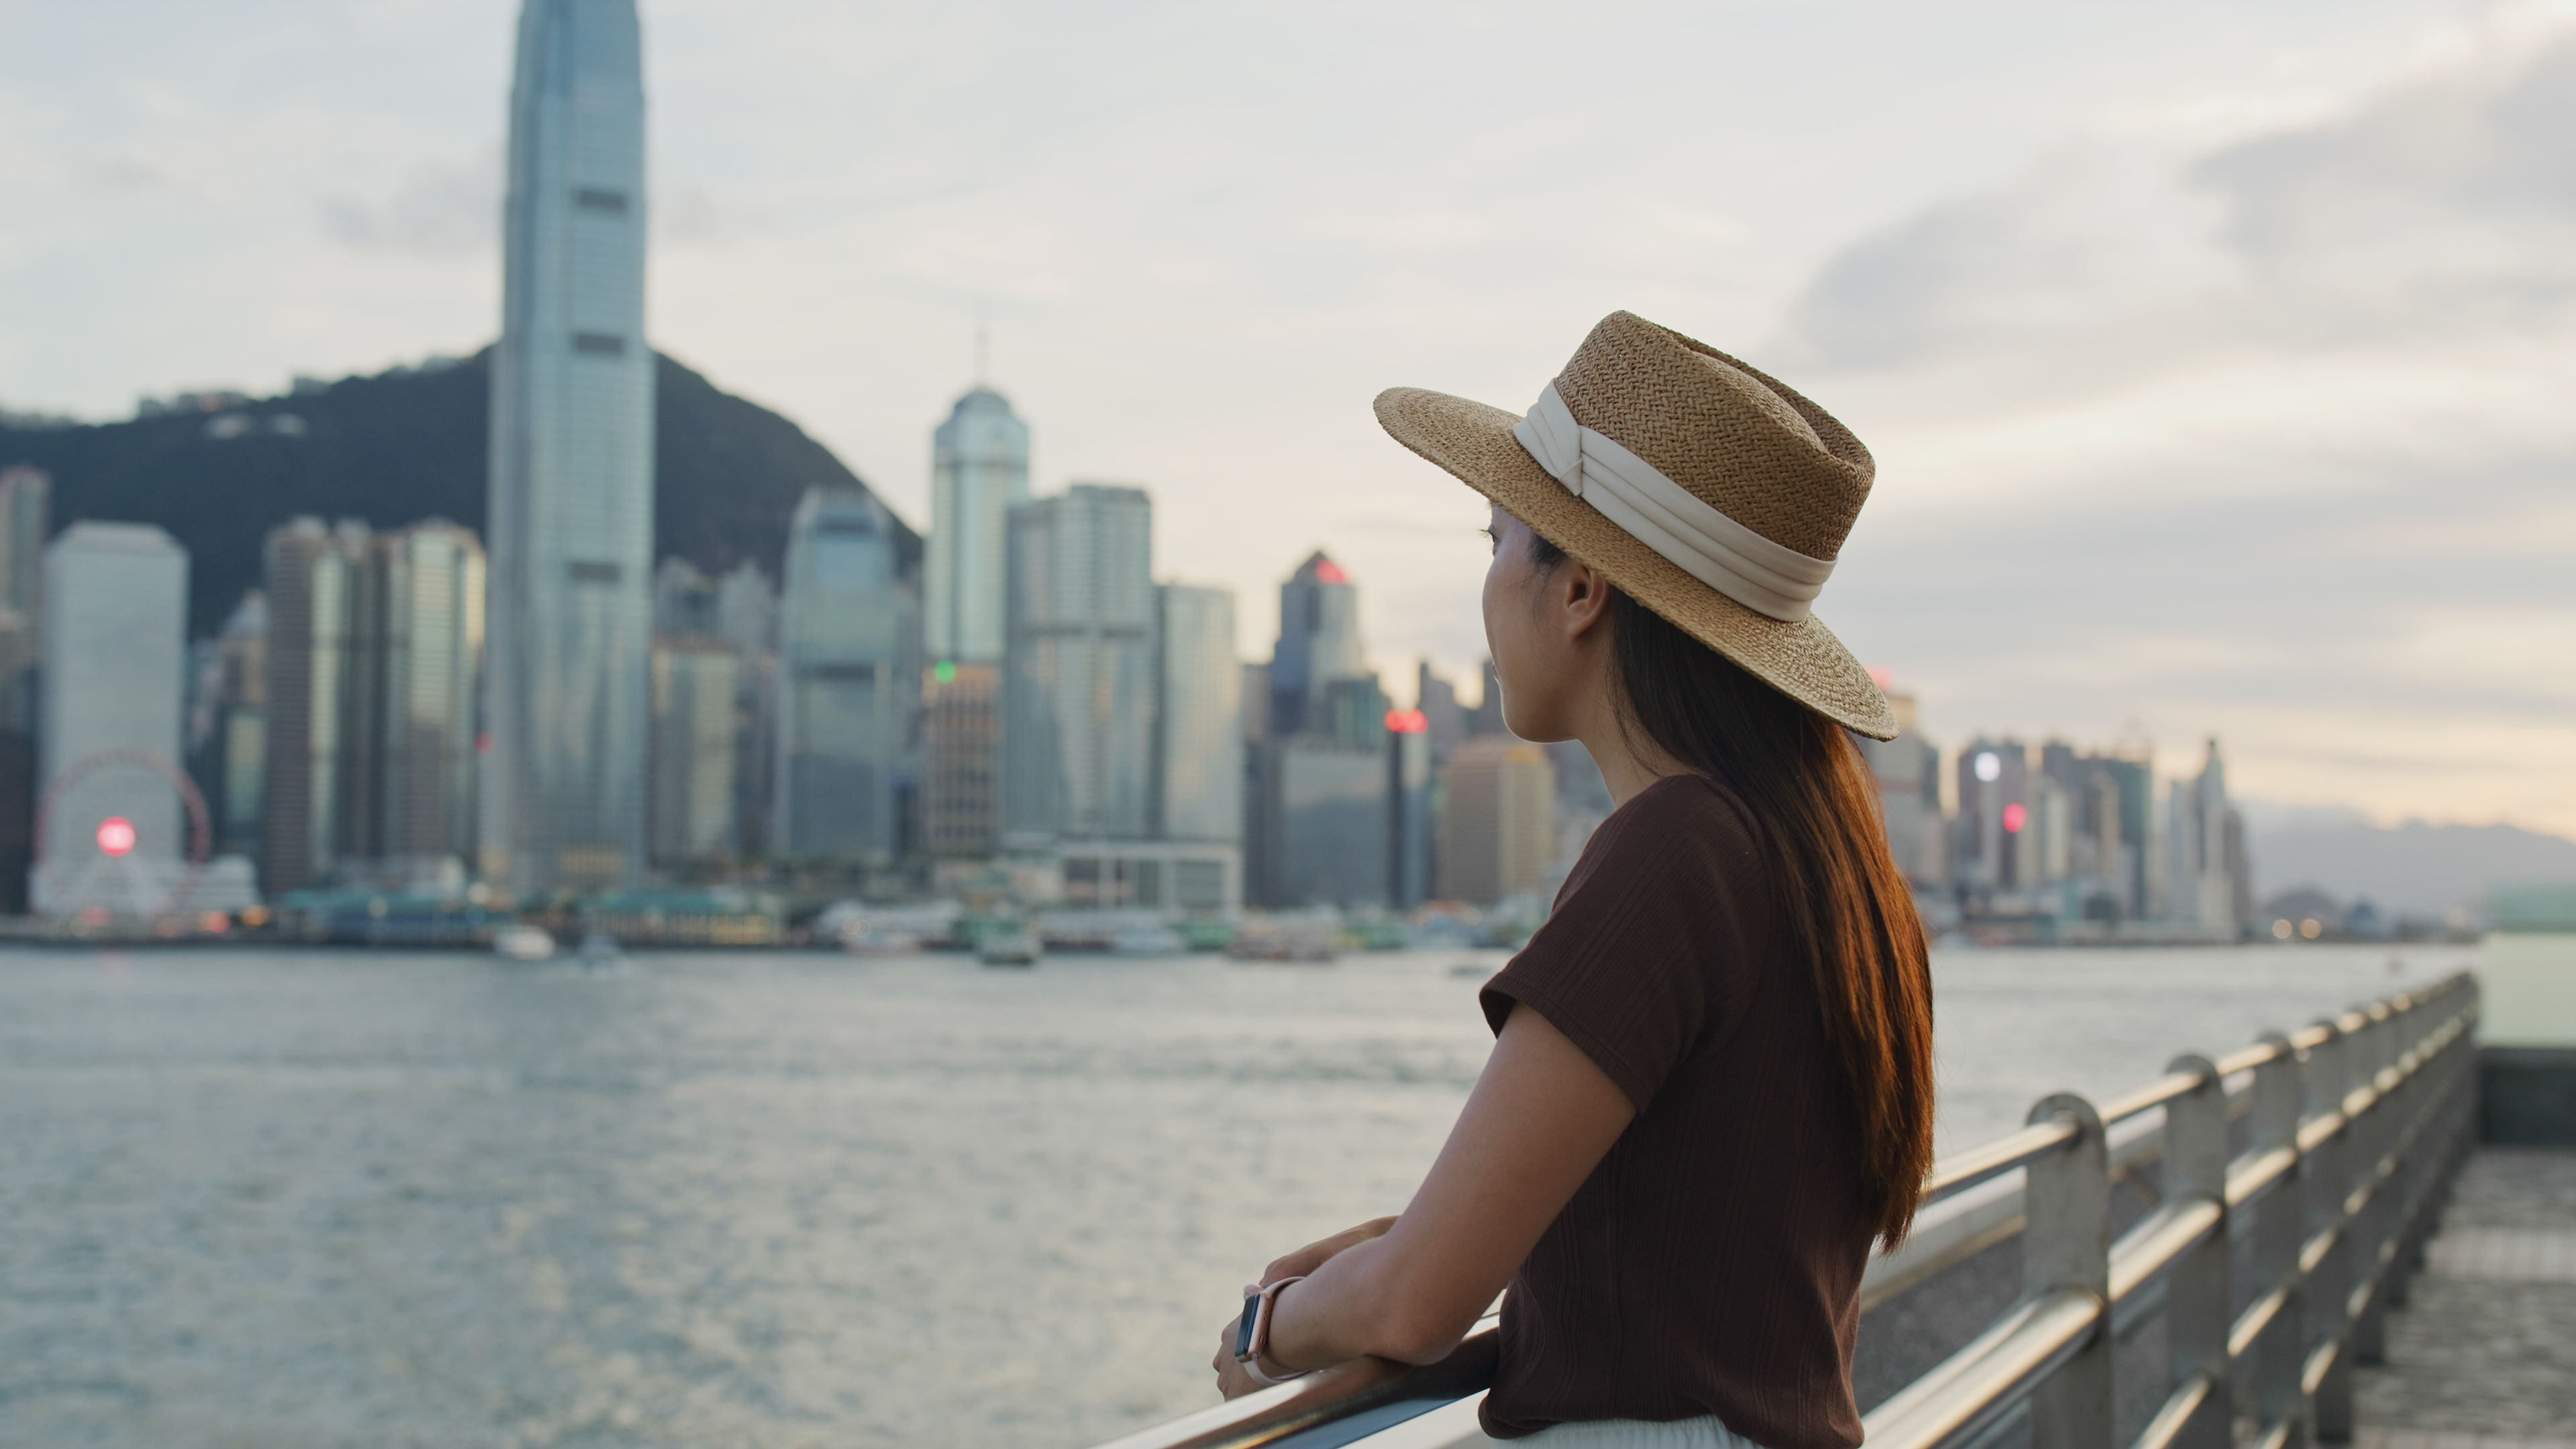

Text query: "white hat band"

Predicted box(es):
[1510, 382, 1835, 622]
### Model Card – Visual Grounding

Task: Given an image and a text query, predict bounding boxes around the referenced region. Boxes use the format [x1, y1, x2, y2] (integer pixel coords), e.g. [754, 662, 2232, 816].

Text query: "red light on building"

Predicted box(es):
[1867, 666, 1891, 689]
[97, 816, 137, 857]
[2001, 802, 2027, 835]
[1313, 558, 1348, 585]
[1385, 708, 1428, 734]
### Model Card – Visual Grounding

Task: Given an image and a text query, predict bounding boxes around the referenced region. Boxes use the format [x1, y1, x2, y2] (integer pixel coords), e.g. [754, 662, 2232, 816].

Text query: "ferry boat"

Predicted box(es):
[492, 924, 555, 961]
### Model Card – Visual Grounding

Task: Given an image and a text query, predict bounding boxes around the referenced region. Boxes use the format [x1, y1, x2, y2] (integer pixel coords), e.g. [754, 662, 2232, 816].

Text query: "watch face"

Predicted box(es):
[1236, 1295, 1260, 1360]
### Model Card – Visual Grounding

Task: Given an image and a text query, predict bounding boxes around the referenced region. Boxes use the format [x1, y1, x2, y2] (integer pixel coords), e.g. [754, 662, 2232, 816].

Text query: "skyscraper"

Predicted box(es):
[261, 519, 370, 892]
[1435, 737, 1557, 906]
[1247, 551, 1395, 908]
[186, 592, 268, 861]
[773, 486, 917, 860]
[649, 639, 739, 866]
[713, 560, 778, 856]
[0, 466, 47, 908]
[484, 0, 654, 896]
[1002, 484, 1154, 844]
[262, 519, 484, 892]
[2169, 737, 2249, 936]
[1269, 552, 1364, 735]
[1153, 582, 1241, 844]
[926, 387, 1029, 665]
[34, 525, 190, 914]
[369, 523, 485, 878]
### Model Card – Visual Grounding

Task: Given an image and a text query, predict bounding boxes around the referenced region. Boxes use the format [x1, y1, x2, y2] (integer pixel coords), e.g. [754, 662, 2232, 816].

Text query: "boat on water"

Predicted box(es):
[1106, 924, 1186, 957]
[493, 924, 555, 961]
[977, 930, 1041, 967]
[576, 931, 627, 970]
[1226, 920, 1338, 964]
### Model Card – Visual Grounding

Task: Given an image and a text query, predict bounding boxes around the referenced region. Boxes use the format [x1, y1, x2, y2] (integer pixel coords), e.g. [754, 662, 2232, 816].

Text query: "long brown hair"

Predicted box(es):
[1533, 533, 1937, 1245]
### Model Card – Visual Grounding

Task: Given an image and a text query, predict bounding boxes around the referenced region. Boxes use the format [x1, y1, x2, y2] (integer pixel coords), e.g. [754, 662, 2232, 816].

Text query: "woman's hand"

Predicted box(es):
[1208, 1216, 1397, 1397]
[1210, 1320, 1283, 1401]
[1256, 1217, 1395, 1289]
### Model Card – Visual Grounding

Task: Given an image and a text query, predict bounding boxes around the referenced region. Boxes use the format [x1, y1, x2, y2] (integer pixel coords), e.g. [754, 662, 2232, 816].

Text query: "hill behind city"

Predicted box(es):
[0, 349, 916, 635]
[2250, 814, 2576, 922]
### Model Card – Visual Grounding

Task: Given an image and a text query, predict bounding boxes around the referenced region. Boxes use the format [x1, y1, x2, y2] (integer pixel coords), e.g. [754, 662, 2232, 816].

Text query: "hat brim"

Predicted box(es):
[1375, 386, 1902, 741]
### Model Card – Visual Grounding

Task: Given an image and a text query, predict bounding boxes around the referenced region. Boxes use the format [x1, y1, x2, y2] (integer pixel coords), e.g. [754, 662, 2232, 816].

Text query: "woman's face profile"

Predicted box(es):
[1479, 504, 1571, 743]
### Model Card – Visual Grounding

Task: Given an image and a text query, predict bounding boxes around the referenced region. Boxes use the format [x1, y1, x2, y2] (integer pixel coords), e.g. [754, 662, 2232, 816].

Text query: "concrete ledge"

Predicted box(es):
[2481, 1048, 2576, 1146]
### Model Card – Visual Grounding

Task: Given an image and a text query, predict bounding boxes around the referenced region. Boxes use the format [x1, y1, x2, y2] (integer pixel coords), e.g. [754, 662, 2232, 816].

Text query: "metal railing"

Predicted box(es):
[1089, 973, 2481, 1449]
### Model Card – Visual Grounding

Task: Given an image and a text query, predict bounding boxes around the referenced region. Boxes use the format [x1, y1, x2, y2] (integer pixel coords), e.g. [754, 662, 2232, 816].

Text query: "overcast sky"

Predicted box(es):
[4, 0, 2573, 836]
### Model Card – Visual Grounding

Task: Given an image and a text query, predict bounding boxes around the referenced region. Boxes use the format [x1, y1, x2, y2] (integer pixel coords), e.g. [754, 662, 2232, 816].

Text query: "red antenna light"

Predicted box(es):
[1385, 708, 1428, 734]
[97, 817, 137, 857]
[1312, 558, 1348, 585]
[2001, 802, 2027, 835]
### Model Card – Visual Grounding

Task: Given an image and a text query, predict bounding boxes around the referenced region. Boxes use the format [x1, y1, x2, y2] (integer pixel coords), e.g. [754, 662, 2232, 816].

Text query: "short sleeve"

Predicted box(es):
[1478, 776, 1769, 1112]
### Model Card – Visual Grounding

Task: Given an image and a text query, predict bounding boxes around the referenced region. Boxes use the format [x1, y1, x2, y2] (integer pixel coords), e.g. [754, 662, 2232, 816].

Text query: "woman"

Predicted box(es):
[1210, 312, 1937, 1448]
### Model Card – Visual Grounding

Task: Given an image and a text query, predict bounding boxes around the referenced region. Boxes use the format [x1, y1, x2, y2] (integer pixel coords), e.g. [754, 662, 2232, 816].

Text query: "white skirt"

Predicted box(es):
[1518, 1414, 1763, 1448]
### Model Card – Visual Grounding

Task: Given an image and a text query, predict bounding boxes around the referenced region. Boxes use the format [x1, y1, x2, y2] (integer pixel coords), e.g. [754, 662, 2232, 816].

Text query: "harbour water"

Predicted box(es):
[0, 943, 2475, 1448]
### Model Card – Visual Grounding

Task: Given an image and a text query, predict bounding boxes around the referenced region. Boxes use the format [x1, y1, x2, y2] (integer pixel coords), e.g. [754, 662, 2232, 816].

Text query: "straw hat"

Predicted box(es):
[1374, 310, 1898, 740]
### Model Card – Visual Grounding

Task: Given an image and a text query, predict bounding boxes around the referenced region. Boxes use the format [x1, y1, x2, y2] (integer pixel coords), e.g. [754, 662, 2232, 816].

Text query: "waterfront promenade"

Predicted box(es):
[2356, 1146, 2576, 1449]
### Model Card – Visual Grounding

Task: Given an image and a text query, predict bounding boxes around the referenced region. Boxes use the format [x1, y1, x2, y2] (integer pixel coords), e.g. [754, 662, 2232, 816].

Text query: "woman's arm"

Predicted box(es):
[1224, 1002, 1635, 1389]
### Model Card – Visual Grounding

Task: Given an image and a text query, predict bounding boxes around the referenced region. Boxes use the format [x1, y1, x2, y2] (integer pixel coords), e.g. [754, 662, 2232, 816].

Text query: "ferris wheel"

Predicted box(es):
[30, 748, 212, 921]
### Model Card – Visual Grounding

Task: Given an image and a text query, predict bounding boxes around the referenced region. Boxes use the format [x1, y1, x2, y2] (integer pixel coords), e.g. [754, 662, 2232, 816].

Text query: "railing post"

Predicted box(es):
[2304, 1018, 2355, 1444]
[2382, 991, 2423, 1311]
[2024, 1092, 2112, 1449]
[2163, 1053, 2233, 1449]
[2248, 1034, 2307, 1449]
[2348, 1003, 2394, 1366]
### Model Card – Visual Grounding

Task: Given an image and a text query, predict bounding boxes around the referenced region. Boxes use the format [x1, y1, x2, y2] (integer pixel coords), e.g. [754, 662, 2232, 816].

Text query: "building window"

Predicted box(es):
[568, 561, 621, 584]
[1176, 859, 1225, 910]
[801, 663, 877, 684]
[574, 187, 630, 213]
[572, 332, 627, 357]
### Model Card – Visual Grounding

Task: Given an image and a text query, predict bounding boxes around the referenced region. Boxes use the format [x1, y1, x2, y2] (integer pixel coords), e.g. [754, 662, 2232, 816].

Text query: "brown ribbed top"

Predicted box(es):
[1476, 774, 1872, 1448]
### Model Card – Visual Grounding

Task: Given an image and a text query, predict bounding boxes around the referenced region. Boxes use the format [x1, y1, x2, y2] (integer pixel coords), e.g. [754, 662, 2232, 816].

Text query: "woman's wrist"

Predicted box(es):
[1240, 1275, 1313, 1382]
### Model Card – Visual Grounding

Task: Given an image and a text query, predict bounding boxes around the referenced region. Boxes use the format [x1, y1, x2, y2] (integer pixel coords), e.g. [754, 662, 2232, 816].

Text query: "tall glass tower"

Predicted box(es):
[926, 388, 1029, 665]
[484, 0, 653, 895]
[773, 487, 918, 860]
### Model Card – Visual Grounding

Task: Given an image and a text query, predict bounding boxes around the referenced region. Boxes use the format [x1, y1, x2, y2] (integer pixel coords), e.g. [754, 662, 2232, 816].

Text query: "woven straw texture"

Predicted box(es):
[1373, 311, 1900, 740]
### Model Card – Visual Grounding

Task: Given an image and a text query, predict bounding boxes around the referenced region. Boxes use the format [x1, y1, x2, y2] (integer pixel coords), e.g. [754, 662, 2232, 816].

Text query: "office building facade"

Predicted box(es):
[773, 487, 917, 861]
[1269, 552, 1364, 735]
[34, 525, 191, 913]
[922, 661, 1000, 857]
[260, 519, 370, 892]
[484, 0, 655, 895]
[649, 639, 739, 865]
[1436, 736, 1556, 905]
[370, 523, 485, 875]
[1002, 484, 1154, 845]
[926, 387, 1028, 665]
[261, 519, 484, 892]
[0, 466, 46, 908]
[186, 591, 268, 861]
[1153, 582, 1241, 845]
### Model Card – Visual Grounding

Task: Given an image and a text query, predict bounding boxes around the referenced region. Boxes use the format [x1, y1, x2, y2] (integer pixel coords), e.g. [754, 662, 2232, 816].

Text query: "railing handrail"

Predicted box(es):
[1081, 971, 2483, 1449]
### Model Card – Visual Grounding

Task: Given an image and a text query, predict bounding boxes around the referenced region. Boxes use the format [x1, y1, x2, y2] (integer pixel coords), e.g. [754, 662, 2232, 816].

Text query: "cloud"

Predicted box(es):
[1767, 17, 2576, 832]
[316, 148, 499, 258]
[1783, 20, 2576, 382]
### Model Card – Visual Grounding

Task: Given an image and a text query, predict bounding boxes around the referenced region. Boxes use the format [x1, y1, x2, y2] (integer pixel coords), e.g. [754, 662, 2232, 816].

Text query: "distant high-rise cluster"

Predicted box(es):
[1862, 683, 2256, 940]
[0, 0, 2275, 947]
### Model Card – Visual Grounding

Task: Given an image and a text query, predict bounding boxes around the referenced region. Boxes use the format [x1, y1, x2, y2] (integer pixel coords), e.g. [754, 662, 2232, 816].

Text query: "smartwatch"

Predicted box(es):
[1233, 1275, 1309, 1385]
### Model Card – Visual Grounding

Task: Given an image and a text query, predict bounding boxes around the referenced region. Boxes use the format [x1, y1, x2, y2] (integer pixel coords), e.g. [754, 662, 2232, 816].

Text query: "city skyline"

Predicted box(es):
[3, 2, 2572, 836]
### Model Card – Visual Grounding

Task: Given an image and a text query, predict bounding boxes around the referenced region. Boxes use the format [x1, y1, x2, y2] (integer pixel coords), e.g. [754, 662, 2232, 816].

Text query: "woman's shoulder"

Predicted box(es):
[1546, 772, 1774, 924]
[1582, 773, 1766, 870]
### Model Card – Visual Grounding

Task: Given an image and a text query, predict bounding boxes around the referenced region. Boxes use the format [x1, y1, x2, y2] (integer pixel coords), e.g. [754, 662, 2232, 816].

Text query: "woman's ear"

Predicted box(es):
[1562, 564, 1614, 639]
